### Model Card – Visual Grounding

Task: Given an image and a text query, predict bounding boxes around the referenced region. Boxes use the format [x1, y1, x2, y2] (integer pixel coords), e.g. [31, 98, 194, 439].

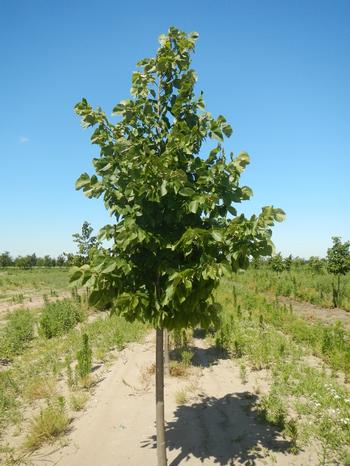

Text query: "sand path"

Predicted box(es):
[34, 333, 316, 466]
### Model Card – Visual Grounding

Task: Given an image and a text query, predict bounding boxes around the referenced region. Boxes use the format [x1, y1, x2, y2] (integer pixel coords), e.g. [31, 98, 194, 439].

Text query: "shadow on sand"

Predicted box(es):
[143, 392, 290, 466]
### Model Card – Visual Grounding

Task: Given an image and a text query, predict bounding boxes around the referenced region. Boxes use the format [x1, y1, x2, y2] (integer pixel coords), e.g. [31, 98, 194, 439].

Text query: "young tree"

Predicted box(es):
[72, 221, 99, 265]
[269, 252, 285, 273]
[0, 251, 13, 267]
[326, 237, 350, 307]
[70, 27, 284, 466]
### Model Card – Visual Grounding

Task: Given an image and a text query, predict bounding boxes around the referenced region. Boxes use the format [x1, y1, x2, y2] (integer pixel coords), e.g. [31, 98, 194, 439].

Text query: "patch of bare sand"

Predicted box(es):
[24, 332, 319, 466]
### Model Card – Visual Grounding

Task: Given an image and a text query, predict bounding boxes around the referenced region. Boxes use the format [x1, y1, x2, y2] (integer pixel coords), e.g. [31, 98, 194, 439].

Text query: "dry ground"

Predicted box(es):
[28, 333, 317, 466]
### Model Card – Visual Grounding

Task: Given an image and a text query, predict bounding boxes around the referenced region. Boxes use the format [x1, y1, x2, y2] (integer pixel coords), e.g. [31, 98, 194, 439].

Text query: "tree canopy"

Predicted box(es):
[70, 27, 284, 330]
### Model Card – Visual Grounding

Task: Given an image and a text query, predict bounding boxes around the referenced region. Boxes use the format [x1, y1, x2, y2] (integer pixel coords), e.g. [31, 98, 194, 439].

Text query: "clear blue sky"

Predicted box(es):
[1, 0, 349, 259]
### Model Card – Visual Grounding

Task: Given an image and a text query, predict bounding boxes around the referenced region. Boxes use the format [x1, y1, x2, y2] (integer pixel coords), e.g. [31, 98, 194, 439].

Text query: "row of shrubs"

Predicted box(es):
[0, 300, 83, 360]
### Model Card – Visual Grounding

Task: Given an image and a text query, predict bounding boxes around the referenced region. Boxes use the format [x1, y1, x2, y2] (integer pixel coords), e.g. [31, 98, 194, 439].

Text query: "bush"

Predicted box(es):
[0, 309, 35, 359]
[39, 300, 83, 339]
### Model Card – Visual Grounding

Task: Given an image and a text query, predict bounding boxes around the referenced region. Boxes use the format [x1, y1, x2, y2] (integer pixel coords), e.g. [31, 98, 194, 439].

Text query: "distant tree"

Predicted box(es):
[72, 221, 99, 265]
[284, 254, 293, 272]
[326, 237, 350, 307]
[269, 253, 286, 273]
[0, 251, 13, 267]
[56, 254, 66, 267]
[71, 27, 284, 465]
[14, 256, 31, 269]
[308, 256, 324, 274]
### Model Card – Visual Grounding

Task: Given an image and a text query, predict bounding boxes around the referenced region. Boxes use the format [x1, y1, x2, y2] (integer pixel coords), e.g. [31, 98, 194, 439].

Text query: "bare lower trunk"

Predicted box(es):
[164, 329, 170, 376]
[156, 328, 167, 466]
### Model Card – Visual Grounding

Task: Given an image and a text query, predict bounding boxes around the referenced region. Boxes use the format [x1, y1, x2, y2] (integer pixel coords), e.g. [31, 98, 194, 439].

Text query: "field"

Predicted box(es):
[0, 267, 349, 465]
[0, 268, 70, 318]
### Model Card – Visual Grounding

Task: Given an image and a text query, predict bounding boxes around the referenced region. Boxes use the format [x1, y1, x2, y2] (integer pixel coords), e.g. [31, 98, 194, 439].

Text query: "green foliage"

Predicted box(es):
[268, 253, 286, 273]
[326, 237, 350, 276]
[39, 300, 83, 338]
[326, 237, 350, 307]
[0, 309, 35, 359]
[71, 27, 284, 331]
[76, 333, 92, 380]
[72, 221, 100, 266]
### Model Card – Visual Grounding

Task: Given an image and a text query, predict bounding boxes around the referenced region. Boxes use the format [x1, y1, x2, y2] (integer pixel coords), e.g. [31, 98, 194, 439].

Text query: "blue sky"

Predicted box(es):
[1, 0, 349, 258]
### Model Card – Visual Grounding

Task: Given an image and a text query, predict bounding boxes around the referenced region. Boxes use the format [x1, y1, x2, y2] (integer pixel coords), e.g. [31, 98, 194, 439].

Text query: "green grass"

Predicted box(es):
[0, 301, 146, 431]
[213, 283, 350, 464]
[234, 266, 350, 310]
[0, 268, 69, 305]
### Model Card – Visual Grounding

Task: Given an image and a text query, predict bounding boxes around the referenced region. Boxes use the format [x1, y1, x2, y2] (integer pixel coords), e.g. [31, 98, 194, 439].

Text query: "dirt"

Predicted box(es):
[275, 295, 350, 331]
[26, 333, 317, 466]
[0, 292, 71, 319]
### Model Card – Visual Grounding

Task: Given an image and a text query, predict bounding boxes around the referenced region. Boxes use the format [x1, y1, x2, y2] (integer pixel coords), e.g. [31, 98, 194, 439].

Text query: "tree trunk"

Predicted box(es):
[164, 329, 170, 376]
[156, 328, 167, 466]
[337, 274, 341, 308]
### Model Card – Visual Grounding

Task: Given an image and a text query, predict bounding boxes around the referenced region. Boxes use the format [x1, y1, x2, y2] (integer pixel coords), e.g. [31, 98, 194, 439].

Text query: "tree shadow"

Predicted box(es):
[170, 343, 229, 369]
[142, 393, 291, 466]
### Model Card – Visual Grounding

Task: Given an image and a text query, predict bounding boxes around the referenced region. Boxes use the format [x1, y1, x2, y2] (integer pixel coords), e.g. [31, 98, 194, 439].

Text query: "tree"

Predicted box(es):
[269, 252, 285, 273]
[0, 251, 13, 267]
[308, 256, 324, 274]
[70, 27, 284, 466]
[326, 237, 350, 307]
[72, 221, 99, 265]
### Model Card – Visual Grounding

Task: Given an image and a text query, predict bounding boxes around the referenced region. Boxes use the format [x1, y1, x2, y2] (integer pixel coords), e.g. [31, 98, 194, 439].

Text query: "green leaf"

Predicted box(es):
[188, 200, 199, 213]
[76, 173, 90, 190]
[179, 187, 195, 197]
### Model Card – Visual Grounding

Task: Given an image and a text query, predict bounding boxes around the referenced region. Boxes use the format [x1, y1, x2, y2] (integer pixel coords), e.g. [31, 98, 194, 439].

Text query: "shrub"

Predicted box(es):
[39, 300, 83, 338]
[0, 309, 35, 359]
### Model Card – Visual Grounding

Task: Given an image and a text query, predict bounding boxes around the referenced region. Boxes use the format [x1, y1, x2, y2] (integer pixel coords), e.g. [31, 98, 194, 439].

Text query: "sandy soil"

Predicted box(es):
[29, 333, 317, 466]
[276, 295, 350, 331]
[0, 292, 71, 320]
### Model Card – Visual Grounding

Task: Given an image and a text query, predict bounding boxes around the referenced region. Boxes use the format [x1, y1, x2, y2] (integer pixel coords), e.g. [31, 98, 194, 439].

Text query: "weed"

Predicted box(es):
[25, 397, 70, 450]
[39, 300, 83, 338]
[76, 333, 92, 381]
[0, 309, 35, 359]
[175, 389, 188, 405]
[69, 391, 89, 411]
[180, 349, 193, 367]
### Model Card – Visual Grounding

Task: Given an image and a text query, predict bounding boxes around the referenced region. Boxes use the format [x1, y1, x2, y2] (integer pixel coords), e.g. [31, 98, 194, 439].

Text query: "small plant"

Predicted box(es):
[76, 333, 92, 381]
[25, 397, 69, 450]
[69, 391, 89, 411]
[181, 350, 193, 367]
[175, 389, 188, 405]
[39, 300, 83, 338]
[169, 361, 187, 378]
[239, 362, 248, 384]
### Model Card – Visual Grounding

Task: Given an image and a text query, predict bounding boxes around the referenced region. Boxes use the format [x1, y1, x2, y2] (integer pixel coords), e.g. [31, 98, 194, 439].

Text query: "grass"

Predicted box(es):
[25, 397, 70, 450]
[175, 389, 189, 405]
[213, 282, 350, 464]
[69, 391, 89, 412]
[234, 266, 350, 310]
[0, 300, 146, 433]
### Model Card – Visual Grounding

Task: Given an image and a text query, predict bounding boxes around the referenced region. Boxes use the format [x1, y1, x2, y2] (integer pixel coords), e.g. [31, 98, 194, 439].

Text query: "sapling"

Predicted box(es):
[71, 27, 284, 465]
